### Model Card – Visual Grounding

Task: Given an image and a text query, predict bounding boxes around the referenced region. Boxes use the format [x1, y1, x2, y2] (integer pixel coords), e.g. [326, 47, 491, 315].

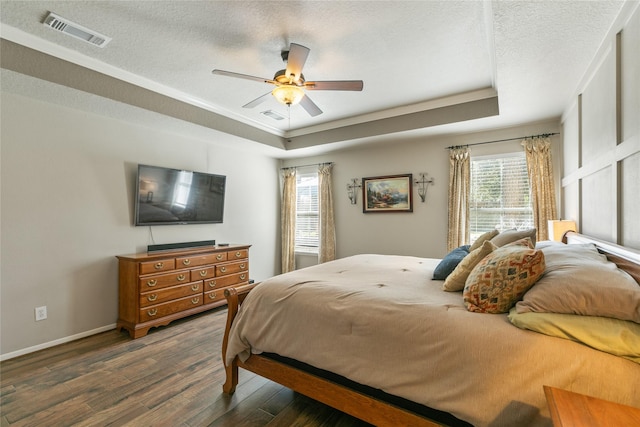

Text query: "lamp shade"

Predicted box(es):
[548, 220, 577, 242]
[272, 85, 305, 106]
[140, 180, 156, 192]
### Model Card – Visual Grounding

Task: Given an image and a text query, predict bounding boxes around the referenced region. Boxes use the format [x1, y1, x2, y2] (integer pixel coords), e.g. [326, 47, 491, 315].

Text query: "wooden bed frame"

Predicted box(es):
[221, 232, 640, 427]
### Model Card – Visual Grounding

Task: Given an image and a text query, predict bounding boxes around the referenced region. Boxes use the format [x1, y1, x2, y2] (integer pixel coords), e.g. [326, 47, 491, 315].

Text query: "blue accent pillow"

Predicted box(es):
[432, 245, 470, 280]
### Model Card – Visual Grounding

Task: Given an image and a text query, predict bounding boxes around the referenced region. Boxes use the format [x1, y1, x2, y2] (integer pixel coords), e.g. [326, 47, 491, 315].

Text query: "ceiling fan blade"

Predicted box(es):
[242, 92, 272, 109]
[284, 43, 310, 83]
[299, 94, 323, 117]
[212, 69, 274, 84]
[305, 80, 364, 91]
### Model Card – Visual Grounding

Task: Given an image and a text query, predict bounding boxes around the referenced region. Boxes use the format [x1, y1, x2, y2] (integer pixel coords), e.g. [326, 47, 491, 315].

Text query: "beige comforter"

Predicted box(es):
[226, 254, 640, 427]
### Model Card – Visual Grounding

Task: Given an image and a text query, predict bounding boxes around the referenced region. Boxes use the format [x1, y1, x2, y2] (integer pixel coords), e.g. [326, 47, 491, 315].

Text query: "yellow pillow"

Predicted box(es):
[508, 309, 640, 364]
[443, 240, 496, 292]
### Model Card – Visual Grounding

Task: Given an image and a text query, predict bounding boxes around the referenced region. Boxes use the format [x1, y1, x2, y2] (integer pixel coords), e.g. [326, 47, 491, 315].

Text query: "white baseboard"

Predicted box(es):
[0, 323, 117, 361]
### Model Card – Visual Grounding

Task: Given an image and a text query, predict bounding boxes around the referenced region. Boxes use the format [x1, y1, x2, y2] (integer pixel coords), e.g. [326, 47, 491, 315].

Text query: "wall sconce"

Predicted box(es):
[414, 173, 434, 202]
[548, 219, 577, 242]
[347, 178, 361, 205]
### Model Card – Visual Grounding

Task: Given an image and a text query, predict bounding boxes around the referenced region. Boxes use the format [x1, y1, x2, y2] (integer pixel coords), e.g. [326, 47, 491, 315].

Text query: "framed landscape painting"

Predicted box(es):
[362, 174, 413, 213]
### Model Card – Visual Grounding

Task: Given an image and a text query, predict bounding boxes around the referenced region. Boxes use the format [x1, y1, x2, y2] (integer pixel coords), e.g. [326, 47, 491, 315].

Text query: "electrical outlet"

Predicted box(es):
[35, 306, 47, 321]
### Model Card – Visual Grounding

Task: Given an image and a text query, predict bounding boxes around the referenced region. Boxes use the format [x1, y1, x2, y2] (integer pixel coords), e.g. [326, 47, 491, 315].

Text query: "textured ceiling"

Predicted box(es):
[0, 1, 628, 156]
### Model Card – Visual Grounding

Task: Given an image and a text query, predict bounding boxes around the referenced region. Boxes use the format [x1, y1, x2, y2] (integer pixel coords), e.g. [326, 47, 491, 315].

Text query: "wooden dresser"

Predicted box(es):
[116, 244, 250, 338]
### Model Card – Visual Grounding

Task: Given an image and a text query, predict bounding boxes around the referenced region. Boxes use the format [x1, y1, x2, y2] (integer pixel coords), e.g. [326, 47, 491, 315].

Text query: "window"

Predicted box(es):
[295, 171, 319, 253]
[469, 153, 533, 243]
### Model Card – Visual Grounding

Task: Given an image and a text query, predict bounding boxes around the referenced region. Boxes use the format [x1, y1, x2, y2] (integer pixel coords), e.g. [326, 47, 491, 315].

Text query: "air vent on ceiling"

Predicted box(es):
[43, 12, 112, 48]
[261, 110, 285, 121]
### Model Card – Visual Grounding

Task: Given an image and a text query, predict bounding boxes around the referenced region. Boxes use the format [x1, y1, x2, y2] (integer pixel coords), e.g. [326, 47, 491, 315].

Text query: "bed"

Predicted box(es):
[221, 232, 640, 426]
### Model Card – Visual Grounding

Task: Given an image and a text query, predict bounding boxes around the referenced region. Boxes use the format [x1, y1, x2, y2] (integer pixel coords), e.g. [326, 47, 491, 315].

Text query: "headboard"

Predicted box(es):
[564, 232, 640, 284]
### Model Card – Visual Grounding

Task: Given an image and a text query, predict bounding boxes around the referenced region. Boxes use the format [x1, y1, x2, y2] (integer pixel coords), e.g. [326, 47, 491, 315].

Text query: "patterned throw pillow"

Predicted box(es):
[463, 246, 545, 313]
[504, 237, 534, 248]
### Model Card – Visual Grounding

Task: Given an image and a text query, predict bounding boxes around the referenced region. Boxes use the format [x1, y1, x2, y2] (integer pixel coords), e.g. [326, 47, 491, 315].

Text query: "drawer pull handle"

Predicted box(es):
[240, 263, 246, 269]
[147, 294, 158, 302]
[147, 308, 158, 317]
[154, 262, 164, 270]
[208, 292, 217, 299]
[220, 266, 226, 273]
[177, 274, 186, 281]
[191, 284, 200, 291]
[235, 251, 242, 258]
[240, 274, 246, 280]
[216, 254, 223, 260]
[183, 259, 191, 266]
[191, 297, 200, 304]
[208, 281, 217, 288]
[147, 279, 158, 287]
[199, 270, 207, 277]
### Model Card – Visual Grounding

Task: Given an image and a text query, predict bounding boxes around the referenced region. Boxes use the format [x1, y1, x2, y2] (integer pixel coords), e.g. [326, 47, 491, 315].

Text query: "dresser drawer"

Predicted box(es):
[139, 270, 192, 291]
[204, 288, 226, 304]
[213, 252, 228, 262]
[139, 294, 203, 323]
[204, 271, 249, 291]
[175, 253, 219, 268]
[140, 259, 176, 275]
[190, 266, 215, 281]
[216, 260, 249, 276]
[140, 281, 202, 308]
[227, 249, 248, 261]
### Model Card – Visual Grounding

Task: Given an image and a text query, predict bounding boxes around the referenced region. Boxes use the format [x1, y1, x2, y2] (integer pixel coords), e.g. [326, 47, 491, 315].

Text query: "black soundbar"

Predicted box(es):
[147, 240, 216, 253]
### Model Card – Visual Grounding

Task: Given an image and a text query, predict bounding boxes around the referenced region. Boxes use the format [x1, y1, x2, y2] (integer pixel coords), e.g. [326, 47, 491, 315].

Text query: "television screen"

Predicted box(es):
[134, 164, 226, 226]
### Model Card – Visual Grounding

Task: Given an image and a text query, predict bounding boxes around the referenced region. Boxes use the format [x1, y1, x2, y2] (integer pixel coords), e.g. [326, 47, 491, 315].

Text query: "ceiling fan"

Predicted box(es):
[212, 43, 363, 117]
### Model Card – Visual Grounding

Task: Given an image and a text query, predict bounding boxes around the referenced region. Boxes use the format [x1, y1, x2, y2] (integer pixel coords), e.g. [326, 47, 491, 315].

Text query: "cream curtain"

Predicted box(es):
[447, 148, 470, 251]
[522, 137, 557, 241]
[318, 163, 336, 263]
[281, 168, 297, 273]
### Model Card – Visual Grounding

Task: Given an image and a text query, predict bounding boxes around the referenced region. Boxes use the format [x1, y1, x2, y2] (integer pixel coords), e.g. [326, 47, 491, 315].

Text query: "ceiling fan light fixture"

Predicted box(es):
[272, 85, 305, 106]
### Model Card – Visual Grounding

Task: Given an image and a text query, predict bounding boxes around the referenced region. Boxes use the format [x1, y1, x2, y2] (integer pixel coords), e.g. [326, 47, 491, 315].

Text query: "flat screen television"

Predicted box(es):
[134, 164, 226, 226]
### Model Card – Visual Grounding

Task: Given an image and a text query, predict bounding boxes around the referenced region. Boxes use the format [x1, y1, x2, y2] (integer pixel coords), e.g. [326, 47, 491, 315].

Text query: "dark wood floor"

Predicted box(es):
[0, 308, 370, 427]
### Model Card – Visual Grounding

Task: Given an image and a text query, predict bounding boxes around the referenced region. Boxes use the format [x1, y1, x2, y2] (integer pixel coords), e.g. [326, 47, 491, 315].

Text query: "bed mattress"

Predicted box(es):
[226, 254, 640, 427]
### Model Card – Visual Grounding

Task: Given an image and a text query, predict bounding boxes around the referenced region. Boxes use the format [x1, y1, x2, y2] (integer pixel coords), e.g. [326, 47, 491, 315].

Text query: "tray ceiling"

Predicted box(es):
[0, 1, 627, 155]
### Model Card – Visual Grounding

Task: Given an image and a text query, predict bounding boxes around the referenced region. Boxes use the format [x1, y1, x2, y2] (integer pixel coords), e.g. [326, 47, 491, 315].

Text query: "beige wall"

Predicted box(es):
[561, 2, 640, 249]
[283, 119, 561, 268]
[0, 91, 280, 358]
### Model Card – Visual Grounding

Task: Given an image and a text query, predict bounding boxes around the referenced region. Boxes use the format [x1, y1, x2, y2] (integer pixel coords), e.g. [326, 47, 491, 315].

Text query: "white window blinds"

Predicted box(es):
[470, 153, 533, 243]
[295, 171, 319, 253]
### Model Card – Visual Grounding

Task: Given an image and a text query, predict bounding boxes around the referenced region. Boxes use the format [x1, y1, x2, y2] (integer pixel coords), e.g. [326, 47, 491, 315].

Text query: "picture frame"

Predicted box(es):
[362, 174, 413, 213]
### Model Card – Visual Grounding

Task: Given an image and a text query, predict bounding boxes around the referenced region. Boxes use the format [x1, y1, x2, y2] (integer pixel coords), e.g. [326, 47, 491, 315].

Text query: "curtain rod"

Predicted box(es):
[280, 162, 333, 170]
[445, 132, 559, 150]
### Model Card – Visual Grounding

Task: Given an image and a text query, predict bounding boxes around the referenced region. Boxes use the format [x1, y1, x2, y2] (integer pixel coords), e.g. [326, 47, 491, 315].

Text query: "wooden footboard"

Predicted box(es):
[221, 282, 257, 393]
[221, 282, 449, 427]
[237, 354, 443, 427]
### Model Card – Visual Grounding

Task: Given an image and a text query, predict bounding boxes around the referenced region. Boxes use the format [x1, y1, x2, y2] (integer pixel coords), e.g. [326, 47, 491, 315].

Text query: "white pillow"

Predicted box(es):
[515, 244, 640, 323]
